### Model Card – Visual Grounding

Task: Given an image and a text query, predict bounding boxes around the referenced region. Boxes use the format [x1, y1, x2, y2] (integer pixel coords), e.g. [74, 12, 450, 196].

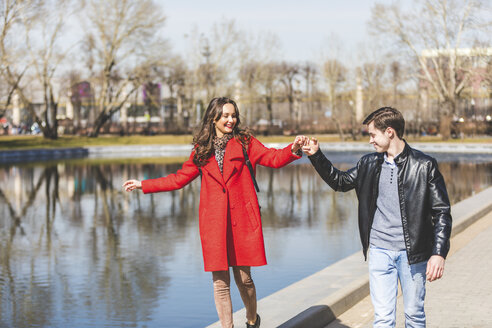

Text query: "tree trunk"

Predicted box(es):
[49, 90, 58, 139]
[439, 101, 455, 140]
[350, 110, 358, 141]
[332, 117, 345, 141]
[439, 114, 451, 140]
[266, 96, 273, 127]
[288, 94, 294, 127]
[90, 111, 110, 137]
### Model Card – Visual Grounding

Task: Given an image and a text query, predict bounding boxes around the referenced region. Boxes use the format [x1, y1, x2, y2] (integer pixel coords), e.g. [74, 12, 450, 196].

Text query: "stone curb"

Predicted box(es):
[1, 142, 491, 164]
[0, 147, 89, 163]
[0, 145, 194, 163]
[206, 186, 492, 328]
[319, 142, 492, 154]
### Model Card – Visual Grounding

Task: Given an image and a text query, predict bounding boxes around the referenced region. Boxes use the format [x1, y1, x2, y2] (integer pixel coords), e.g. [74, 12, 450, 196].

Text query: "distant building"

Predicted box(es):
[419, 47, 492, 122]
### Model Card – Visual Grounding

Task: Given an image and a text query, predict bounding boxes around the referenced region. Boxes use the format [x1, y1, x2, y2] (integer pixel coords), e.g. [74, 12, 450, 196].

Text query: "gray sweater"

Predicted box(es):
[369, 157, 406, 251]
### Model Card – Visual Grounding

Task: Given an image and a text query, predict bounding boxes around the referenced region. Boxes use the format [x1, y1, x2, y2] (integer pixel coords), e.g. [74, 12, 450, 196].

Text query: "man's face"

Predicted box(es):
[367, 121, 391, 153]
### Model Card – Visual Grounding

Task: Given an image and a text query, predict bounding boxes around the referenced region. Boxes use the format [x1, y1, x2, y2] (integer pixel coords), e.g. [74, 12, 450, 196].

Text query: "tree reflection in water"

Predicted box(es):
[0, 154, 490, 328]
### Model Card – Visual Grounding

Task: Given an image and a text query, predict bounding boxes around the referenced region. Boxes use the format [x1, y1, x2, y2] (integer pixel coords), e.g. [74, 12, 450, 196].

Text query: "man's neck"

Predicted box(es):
[386, 138, 405, 162]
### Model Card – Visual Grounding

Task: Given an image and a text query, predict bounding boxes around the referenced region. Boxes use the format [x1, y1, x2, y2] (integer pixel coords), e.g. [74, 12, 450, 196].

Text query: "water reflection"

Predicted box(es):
[0, 153, 491, 327]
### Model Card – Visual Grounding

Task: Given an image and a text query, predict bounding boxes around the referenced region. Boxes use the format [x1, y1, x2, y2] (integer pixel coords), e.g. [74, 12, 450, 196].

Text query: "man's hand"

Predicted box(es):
[426, 255, 445, 282]
[292, 135, 309, 154]
[302, 137, 319, 156]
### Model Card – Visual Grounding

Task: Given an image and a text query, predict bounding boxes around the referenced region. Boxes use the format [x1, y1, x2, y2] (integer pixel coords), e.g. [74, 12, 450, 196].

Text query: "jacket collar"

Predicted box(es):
[394, 140, 410, 165]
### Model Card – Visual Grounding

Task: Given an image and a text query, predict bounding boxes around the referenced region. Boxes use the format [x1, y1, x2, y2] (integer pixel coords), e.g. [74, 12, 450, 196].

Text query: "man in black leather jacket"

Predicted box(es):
[302, 107, 452, 328]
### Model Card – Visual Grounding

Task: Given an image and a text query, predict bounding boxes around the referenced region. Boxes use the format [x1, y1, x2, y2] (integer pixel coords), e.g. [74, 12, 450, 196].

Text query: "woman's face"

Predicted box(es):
[214, 103, 237, 137]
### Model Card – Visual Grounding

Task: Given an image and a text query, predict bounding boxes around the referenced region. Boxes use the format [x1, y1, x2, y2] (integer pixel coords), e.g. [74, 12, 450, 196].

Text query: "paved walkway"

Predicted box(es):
[326, 210, 492, 328]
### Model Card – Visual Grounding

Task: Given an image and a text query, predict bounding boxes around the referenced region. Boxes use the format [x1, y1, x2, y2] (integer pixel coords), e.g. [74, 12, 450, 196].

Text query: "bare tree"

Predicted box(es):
[22, 0, 77, 139]
[323, 59, 347, 140]
[300, 62, 318, 123]
[0, 0, 77, 139]
[237, 31, 282, 125]
[257, 62, 281, 127]
[390, 61, 403, 105]
[361, 62, 386, 111]
[157, 56, 187, 130]
[81, 0, 167, 137]
[369, 0, 491, 139]
[277, 62, 300, 128]
[0, 0, 41, 130]
[239, 61, 260, 125]
[187, 20, 241, 108]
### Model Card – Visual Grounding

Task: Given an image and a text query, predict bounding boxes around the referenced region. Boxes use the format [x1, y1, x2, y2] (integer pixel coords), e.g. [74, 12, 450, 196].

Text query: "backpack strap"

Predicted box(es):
[243, 146, 260, 192]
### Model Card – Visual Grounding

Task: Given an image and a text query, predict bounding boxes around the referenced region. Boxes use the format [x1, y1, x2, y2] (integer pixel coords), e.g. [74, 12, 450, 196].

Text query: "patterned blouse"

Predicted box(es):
[213, 133, 233, 174]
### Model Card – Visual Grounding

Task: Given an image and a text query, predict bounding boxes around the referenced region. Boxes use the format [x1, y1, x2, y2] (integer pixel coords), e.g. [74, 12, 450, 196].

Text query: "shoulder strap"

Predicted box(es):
[243, 145, 260, 192]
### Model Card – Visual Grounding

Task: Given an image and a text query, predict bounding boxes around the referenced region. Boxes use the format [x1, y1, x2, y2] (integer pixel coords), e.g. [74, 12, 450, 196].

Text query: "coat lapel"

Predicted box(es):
[202, 155, 225, 187]
[223, 138, 244, 184]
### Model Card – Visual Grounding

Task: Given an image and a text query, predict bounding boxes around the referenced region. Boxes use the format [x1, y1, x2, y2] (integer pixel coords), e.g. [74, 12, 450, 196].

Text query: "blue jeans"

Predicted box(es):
[369, 246, 427, 328]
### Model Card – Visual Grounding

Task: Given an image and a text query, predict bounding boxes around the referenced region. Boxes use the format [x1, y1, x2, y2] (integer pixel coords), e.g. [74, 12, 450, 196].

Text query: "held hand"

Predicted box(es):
[302, 137, 319, 156]
[123, 179, 142, 192]
[426, 255, 445, 282]
[292, 135, 309, 154]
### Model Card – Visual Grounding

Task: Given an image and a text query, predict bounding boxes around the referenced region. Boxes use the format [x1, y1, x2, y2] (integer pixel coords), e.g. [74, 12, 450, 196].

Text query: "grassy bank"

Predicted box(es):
[1, 134, 491, 151]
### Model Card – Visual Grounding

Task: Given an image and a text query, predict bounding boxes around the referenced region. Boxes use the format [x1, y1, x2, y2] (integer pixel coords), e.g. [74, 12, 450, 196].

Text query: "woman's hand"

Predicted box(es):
[292, 135, 309, 154]
[302, 137, 319, 156]
[123, 179, 142, 192]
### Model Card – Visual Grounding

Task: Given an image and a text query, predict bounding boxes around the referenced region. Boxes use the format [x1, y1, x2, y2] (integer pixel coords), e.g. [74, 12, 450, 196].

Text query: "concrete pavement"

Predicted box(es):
[207, 186, 492, 328]
[326, 208, 492, 328]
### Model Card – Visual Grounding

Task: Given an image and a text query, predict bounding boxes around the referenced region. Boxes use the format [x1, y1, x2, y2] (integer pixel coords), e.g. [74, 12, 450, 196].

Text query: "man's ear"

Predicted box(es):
[386, 127, 395, 138]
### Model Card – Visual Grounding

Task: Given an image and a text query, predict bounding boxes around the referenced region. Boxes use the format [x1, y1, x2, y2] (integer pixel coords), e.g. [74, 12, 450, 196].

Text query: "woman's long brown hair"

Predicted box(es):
[192, 97, 252, 167]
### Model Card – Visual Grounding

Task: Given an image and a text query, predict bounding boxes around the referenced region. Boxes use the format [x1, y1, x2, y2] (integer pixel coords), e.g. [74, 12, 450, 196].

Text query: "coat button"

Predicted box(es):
[222, 188, 226, 193]
[232, 221, 237, 227]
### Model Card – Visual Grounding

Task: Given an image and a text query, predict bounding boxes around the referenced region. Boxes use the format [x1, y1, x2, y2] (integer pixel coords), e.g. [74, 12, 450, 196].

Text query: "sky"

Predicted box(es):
[157, 0, 388, 63]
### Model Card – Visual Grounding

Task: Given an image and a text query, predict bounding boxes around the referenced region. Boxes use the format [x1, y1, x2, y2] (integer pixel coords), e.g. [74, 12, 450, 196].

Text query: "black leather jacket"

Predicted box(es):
[308, 142, 452, 264]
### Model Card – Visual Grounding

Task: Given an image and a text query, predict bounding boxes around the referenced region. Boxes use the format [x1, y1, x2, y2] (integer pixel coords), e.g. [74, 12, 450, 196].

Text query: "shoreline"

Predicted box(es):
[1, 142, 492, 164]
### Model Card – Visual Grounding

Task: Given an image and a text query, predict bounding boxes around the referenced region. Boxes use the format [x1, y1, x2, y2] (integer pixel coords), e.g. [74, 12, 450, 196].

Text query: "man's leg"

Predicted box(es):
[396, 252, 426, 328]
[369, 246, 399, 328]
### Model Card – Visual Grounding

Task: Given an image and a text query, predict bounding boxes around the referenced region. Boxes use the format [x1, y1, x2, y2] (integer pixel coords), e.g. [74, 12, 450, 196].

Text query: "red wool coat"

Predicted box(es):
[141, 137, 301, 271]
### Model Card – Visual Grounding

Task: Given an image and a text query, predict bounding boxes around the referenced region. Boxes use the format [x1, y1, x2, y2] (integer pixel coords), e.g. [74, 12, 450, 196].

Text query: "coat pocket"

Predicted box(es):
[245, 201, 259, 231]
[199, 208, 207, 232]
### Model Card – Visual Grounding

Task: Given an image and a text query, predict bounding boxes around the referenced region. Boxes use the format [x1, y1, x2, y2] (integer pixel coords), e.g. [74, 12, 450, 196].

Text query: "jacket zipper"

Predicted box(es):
[367, 163, 381, 257]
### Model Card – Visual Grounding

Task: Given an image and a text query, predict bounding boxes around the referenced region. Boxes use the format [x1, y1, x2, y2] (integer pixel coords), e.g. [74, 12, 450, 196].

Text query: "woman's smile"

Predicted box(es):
[215, 103, 237, 137]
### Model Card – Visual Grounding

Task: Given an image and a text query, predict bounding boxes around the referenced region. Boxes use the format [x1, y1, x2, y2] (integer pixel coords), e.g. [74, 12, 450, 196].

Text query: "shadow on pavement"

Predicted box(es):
[277, 305, 350, 328]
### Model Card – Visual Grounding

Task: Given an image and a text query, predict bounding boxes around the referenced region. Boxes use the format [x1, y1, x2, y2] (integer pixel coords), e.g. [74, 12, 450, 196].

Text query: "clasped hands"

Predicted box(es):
[291, 135, 320, 156]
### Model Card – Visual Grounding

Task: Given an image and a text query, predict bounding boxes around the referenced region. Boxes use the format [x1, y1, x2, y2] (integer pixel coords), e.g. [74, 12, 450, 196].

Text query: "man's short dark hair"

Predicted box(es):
[363, 107, 405, 139]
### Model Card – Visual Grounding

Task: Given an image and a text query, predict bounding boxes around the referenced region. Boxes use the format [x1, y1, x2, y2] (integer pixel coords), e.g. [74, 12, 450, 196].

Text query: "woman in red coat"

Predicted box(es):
[123, 97, 306, 328]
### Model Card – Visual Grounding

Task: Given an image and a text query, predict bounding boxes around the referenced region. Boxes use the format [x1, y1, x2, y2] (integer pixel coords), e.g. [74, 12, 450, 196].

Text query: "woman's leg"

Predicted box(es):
[232, 266, 257, 324]
[212, 270, 233, 328]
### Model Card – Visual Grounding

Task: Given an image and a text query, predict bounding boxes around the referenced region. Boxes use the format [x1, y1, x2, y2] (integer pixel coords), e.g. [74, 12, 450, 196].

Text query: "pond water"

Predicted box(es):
[1, 151, 491, 328]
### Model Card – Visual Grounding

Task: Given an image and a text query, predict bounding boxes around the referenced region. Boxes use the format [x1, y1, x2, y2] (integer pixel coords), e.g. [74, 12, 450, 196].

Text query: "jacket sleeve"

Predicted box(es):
[248, 137, 301, 168]
[141, 152, 200, 194]
[308, 149, 357, 192]
[427, 158, 452, 258]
